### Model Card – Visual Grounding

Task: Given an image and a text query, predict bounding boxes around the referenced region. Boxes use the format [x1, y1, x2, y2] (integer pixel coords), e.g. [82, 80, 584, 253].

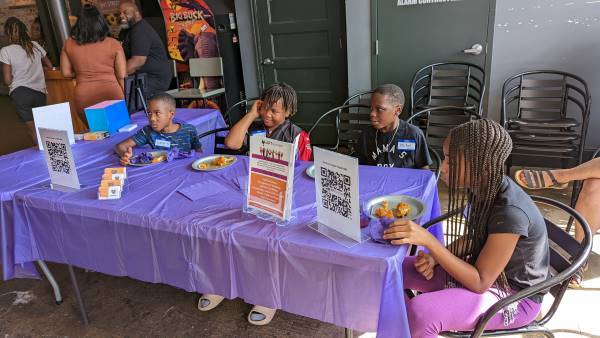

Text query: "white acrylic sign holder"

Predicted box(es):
[39, 128, 81, 191]
[308, 147, 369, 248]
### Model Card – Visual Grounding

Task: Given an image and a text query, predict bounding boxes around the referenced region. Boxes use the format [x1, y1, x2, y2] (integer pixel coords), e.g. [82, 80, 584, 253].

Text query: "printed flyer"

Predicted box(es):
[246, 135, 295, 221]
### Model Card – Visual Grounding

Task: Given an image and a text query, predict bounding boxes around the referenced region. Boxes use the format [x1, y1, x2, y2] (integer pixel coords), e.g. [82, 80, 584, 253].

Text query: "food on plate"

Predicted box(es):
[374, 201, 411, 219]
[197, 156, 235, 170]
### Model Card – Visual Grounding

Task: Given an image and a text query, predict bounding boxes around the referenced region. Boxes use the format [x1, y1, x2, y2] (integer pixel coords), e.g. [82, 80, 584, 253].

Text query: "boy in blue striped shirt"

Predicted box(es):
[115, 92, 201, 165]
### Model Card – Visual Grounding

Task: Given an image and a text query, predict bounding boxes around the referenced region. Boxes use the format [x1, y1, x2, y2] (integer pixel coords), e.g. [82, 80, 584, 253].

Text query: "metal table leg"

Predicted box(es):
[67, 265, 89, 325]
[345, 328, 353, 338]
[36, 260, 63, 304]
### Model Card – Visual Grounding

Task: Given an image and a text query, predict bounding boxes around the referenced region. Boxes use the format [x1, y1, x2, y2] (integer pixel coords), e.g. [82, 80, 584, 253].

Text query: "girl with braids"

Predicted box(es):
[1, 17, 52, 144]
[383, 119, 550, 337]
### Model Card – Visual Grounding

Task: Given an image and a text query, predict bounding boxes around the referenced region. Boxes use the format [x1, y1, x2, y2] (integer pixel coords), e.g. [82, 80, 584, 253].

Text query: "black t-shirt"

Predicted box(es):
[121, 20, 171, 95]
[487, 176, 550, 303]
[358, 120, 432, 169]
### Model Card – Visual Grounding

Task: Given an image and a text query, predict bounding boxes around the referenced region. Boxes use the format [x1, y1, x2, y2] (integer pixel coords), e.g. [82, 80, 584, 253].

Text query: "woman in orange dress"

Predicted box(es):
[60, 4, 126, 129]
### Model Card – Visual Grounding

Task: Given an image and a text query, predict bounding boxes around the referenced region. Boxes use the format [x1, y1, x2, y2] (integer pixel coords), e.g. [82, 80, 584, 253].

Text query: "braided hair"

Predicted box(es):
[446, 119, 513, 301]
[261, 82, 297, 116]
[4, 17, 37, 59]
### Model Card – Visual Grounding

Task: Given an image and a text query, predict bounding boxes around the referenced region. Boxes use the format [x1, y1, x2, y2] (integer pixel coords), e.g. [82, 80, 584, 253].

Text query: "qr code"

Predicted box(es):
[45, 141, 71, 174]
[320, 167, 352, 218]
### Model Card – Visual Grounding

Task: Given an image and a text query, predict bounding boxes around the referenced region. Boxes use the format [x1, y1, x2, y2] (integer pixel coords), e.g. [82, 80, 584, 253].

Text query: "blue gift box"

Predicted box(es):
[84, 100, 130, 134]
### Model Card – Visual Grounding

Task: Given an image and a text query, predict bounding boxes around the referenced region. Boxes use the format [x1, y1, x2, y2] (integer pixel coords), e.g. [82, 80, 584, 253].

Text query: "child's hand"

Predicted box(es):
[120, 146, 133, 166]
[383, 219, 434, 247]
[248, 100, 263, 119]
[414, 250, 436, 280]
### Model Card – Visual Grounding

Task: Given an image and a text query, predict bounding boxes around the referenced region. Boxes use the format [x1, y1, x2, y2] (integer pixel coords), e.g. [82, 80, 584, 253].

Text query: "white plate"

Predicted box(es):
[363, 195, 425, 221]
[306, 164, 315, 178]
[192, 155, 237, 171]
[129, 151, 167, 167]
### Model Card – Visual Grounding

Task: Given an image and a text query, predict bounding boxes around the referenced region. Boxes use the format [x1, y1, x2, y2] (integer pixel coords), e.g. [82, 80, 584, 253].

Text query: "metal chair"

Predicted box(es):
[406, 105, 481, 151]
[342, 89, 374, 106]
[409, 196, 592, 338]
[166, 57, 226, 108]
[410, 62, 485, 115]
[308, 104, 370, 154]
[502, 70, 591, 210]
[196, 127, 247, 155]
[222, 97, 259, 126]
[501, 71, 590, 168]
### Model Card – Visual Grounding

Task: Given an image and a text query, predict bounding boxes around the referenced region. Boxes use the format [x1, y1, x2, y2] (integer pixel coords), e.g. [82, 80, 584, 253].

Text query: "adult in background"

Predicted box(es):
[0, 17, 52, 144]
[119, 1, 171, 97]
[61, 4, 126, 129]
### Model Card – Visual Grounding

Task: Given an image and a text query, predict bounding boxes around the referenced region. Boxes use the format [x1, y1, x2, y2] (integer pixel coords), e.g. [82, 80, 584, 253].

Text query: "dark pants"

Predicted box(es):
[9, 86, 47, 122]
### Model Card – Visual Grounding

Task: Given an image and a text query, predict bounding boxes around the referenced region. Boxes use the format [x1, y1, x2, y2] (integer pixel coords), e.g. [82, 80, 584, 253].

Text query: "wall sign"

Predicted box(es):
[397, 0, 462, 5]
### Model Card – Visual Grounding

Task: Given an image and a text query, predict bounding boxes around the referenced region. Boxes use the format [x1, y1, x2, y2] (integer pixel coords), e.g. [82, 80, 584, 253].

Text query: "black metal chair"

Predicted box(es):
[197, 127, 249, 156]
[308, 104, 370, 154]
[408, 195, 592, 338]
[406, 106, 481, 152]
[501, 71, 591, 168]
[502, 70, 591, 210]
[222, 97, 259, 126]
[410, 62, 485, 116]
[342, 89, 374, 106]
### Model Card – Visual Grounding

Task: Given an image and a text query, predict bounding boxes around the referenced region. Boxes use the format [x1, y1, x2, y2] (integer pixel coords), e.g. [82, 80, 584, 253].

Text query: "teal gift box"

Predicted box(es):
[84, 100, 130, 134]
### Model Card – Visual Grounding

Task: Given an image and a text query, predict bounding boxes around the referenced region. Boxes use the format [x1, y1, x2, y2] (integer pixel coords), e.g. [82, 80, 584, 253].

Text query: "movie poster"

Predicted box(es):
[159, 0, 219, 63]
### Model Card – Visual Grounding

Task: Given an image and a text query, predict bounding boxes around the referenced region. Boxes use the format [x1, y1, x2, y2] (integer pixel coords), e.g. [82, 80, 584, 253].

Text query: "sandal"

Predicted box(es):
[197, 294, 224, 312]
[514, 169, 568, 190]
[568, 261, 588, 289]
[247, 305, 276, 325]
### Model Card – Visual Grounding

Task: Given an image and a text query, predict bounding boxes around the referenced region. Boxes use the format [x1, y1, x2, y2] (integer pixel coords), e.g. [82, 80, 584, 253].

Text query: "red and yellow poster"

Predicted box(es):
[159, 0, 219, 63]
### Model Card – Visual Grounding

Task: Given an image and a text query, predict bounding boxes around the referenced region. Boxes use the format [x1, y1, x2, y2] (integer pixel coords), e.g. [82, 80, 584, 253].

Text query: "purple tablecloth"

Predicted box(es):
[0, 109, 224, 280]
[11, 155, 441, 337]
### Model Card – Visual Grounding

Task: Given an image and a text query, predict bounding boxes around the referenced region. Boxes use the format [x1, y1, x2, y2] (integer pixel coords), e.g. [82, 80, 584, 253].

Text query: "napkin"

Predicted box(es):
[178, 180, 231, 201]
[368, 217, 395, 244]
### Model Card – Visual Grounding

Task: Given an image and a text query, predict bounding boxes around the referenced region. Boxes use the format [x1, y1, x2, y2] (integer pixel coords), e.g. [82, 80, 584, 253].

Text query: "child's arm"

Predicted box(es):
[115, 138, 137, 156]
[224, 100, 262, 150]
[384, 220, 520, 294]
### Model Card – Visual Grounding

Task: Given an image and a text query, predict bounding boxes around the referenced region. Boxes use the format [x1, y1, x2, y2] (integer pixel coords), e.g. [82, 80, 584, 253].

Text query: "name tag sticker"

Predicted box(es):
[155, 139, 171, 148]
[398, 140, 416, 151]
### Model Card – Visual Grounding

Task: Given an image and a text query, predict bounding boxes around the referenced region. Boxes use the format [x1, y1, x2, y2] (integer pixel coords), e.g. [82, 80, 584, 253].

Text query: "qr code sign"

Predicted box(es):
[45, 141, 71, 174]
[320, 167, 352, 218]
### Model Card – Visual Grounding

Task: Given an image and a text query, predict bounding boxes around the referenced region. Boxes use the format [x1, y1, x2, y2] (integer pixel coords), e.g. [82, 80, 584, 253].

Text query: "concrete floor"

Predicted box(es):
[0, 96, 598, 336]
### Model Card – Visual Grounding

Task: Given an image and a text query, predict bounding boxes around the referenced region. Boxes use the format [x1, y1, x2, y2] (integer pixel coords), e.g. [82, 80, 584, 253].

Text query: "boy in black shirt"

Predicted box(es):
[358, 84, 431, 169]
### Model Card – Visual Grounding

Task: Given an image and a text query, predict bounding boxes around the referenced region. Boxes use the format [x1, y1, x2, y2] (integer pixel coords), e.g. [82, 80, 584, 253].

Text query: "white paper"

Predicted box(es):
[246, 135, 295, 221]
[39, 128, 80, 190]
[33, 102, 75, 150]
[314, 147, 361, 242]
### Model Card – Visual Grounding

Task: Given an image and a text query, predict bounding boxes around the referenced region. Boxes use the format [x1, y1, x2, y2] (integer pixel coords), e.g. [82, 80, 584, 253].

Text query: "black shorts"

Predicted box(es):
[9, 86, 47, 122]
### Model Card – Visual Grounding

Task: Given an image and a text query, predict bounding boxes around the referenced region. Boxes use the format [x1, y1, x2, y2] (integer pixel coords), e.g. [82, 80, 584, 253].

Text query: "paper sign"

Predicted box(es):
[246, 135, 295, 221]
[33, 102, 75, 150]
[39, 128, 80, 190]
[314, 147, 361, 242]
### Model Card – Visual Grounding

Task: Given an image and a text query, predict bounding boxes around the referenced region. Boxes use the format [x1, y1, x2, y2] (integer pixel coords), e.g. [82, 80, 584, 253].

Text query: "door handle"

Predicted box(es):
[262, 57, 275, 65]
[463, 44, 483, 55]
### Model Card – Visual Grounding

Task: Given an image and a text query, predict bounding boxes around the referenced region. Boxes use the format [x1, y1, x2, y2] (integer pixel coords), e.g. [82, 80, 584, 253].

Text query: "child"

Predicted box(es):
[115, 92, 201, 165]
[0, 17, 53, 144]
[224, 82, 312, 161]
[383, 119, 549, 337]
[357, 84, 431, 169]
[201, 82, 310, 325]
